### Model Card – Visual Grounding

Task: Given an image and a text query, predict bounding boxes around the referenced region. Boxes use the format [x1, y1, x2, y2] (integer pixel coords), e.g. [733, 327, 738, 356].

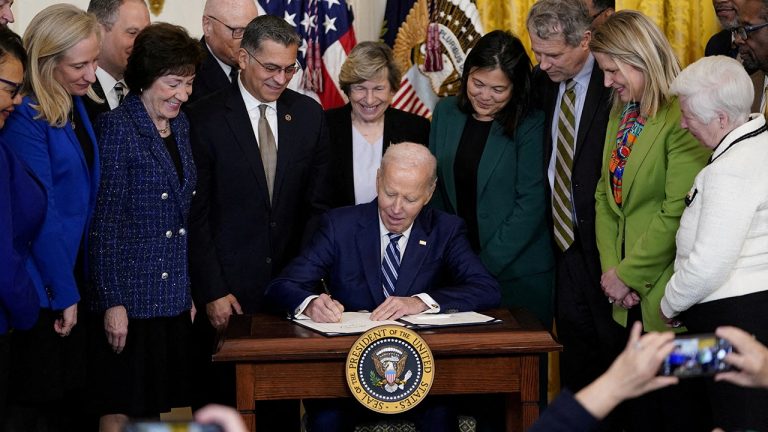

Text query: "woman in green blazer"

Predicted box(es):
[429, 30, 553, 326]
[590, 11, 712, 432]
[590, 11, 710, 334]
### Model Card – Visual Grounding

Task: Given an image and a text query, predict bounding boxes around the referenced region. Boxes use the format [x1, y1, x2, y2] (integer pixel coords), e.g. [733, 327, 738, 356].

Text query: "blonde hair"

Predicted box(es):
[589, 10, 680, 118]
[338, 41, 401, 96]
[23, 4, 101, 127]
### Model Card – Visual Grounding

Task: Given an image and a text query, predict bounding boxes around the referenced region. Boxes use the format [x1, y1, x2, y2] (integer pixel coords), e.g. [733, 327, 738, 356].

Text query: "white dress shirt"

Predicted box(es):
[238, 75, 279, 148]
[351, 126, 383, 204]
[95, 67, 125, 110]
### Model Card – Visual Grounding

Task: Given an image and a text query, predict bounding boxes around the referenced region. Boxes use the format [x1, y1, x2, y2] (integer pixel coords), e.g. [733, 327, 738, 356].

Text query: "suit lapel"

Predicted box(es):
[395, 212, 431, 296]
[620, 106, 666, 204]
[357, 202, 386, 305]
[224, 84, 271, 208]
[275, 93, 299, 207]
[574, 68, 606, 162]
[477, 121, 507, 196]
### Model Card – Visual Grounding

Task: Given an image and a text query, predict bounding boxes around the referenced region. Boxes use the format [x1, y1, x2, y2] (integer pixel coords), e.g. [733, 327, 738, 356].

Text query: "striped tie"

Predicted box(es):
[381, 233, 402, 297]
[553, 80, 577, 252]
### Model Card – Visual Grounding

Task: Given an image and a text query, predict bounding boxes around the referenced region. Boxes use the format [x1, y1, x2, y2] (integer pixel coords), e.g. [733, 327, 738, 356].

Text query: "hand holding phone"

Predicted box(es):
[660, 333, 734, 378]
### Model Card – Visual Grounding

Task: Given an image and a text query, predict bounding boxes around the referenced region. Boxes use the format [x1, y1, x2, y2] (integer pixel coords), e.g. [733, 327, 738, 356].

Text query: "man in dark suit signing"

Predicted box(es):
[189, 0, 258, 104]
[266, 142, 500, 431]
[186, 15, 330, 427]
[527, 0, 623, 396]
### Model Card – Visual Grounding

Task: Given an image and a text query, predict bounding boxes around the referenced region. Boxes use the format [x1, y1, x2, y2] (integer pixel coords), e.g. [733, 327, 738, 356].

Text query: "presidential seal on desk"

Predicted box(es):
[346, 325, 435, 414]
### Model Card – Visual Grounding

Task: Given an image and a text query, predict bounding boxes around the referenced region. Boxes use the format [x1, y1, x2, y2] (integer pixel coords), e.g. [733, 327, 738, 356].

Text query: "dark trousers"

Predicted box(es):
[680, 290, 768, 431]
[555, 238, 624, 392]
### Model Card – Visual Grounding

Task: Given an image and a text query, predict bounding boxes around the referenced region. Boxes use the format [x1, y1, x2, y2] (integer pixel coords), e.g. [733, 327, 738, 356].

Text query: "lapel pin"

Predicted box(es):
[285, 114, 292, 121]
[419, 240, 427, 246]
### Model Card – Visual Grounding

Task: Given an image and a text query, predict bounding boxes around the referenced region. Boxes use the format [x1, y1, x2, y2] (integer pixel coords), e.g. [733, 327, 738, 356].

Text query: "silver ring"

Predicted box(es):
[608, 298, 614, 304]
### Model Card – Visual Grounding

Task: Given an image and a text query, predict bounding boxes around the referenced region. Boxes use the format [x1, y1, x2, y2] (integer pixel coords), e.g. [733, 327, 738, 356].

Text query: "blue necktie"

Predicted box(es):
[381, 233, 402, 297]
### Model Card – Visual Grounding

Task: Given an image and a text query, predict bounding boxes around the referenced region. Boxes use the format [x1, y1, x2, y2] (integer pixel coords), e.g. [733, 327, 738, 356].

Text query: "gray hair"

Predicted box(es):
[240, 14, 301, 53]
[87, 0, 145, 29]
[526, 0, 591, 47]
[381, 142, 437, 186]
[670, 55, 752, 125]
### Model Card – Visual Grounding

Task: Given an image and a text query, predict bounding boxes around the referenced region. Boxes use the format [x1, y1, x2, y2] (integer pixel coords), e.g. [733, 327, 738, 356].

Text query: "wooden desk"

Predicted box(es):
[214, 308, 561, 432]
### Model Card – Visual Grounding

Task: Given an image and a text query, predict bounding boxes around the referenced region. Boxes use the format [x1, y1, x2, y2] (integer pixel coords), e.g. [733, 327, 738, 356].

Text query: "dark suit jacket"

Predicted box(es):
[265, 200, 500, 313]
[534, 65, 610, 263]
[705, 29, 736, 58]
[325, 104, 430, 208]
[83, 78, 110, 126]
[187, 82, 330, 313]
[89, 94, 196, 319]
[189, 38, 231, 106]
[0, 139, 44, 334]
[0, 95, 99, 311]
[527, 390, 598, 432]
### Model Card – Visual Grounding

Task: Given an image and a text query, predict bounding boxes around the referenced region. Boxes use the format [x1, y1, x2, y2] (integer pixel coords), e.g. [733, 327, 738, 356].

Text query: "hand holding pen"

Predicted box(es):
[305, 278, 345, 323]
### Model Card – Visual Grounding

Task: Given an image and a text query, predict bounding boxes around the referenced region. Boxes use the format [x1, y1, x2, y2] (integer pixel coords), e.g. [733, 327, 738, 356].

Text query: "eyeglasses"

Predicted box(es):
[245, 50, 300, 76]
[0, 76, 22, 99]
[206, 15, 245, 40]
[732, 22, 768, 40]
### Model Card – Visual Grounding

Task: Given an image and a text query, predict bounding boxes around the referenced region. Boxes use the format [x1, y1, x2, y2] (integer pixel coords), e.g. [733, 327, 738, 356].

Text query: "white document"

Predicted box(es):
[398, 311, 499, 327]
[292, 311, 404, 336]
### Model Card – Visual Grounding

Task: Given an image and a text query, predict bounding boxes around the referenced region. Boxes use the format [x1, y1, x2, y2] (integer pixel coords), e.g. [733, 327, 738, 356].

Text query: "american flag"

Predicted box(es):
[257, 0, 357, 109]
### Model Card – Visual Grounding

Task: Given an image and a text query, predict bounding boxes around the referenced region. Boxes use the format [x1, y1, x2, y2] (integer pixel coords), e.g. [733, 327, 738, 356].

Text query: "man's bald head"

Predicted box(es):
[202, 0, 259, 66]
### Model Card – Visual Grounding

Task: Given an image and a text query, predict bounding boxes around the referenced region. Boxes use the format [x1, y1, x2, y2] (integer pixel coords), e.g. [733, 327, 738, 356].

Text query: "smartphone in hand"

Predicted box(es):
[123, 421, 223, 432]
[659, 333, 733, 378]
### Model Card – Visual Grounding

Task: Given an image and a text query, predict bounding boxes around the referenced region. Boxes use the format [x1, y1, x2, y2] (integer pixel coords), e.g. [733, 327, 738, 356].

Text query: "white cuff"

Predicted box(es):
[413, 293, 440, 313]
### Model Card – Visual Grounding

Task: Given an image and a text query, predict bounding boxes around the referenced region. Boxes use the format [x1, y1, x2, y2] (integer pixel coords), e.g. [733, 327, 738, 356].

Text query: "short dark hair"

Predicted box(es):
[87, 0, 145, 29]
[0, 27, 27, 72]
[457, 30, 532, 137]
[124, 23, 204, 93]
[240, 14, 301, 53]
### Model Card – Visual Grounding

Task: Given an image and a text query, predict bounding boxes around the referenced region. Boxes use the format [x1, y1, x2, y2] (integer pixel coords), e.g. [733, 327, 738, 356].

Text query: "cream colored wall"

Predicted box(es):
[8, 0, 384, 42]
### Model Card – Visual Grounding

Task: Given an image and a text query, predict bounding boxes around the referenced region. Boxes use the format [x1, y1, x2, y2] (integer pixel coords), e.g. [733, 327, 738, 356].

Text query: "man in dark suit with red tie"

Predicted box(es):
[186, 15, 330, 428]
[527, 0, 624, 397]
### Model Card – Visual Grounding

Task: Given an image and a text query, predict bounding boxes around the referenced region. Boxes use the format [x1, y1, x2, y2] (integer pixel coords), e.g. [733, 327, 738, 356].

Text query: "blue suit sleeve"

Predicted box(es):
[1, 103, 80, 310]
[0, 147, 40, 331]
[527, 390, 598, 432]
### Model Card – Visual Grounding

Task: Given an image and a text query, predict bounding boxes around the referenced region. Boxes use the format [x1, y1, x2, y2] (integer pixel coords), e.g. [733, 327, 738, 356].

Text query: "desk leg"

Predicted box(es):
[519, 355, 540, 431]
[236, 364, 257, 432]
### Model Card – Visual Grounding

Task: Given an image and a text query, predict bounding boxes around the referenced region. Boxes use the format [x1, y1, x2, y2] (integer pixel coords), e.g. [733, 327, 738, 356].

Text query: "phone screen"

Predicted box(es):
[123, 422, 223, 432]
[660, 333, 733, 378]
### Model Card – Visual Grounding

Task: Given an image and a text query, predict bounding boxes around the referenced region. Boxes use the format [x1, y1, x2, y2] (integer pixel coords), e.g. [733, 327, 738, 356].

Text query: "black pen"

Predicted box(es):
[320, 278, 331, 297]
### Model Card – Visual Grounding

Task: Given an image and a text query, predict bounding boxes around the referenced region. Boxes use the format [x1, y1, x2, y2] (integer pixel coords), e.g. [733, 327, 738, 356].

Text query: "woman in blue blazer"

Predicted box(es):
[429, 31, 553, 326]
[0, 6, 101, 429]
[0, 27, 44, 423]
[87, 24, 203, 428]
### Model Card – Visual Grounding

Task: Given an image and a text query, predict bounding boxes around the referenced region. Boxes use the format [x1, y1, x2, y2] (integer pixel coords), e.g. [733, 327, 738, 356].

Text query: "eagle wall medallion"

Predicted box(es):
[346, 325, 435, 414]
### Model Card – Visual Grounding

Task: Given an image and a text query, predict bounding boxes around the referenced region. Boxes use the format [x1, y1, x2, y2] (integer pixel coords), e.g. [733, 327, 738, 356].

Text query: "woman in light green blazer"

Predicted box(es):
[429, 31, 553, 326]
[590, 11, 713, 431]
[590, 11, 710, 334]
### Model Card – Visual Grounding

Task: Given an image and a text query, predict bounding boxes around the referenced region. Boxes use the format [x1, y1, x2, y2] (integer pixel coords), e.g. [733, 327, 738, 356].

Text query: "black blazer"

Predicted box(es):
[325, 104, 430, 208]
[534, 65, 610, 258]
[189, 38, 231, 105]
[187, 82, 331, 313]
[83, 78, 110, 126]
[705, 29, 736, 58]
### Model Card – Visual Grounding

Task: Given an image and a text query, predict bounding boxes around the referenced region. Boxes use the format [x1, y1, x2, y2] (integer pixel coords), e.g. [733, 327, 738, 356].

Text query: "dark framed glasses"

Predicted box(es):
[0, 76, 22, 99]
[732, 22, 768, 40]
[244, 50, 300, 76]
[206, 15, 245, 39]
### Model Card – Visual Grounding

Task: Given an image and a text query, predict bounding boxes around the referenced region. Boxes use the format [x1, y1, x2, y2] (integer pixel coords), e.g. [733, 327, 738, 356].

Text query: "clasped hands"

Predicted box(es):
[305, 293, 428, 323]
[601, 268, 639, 309]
